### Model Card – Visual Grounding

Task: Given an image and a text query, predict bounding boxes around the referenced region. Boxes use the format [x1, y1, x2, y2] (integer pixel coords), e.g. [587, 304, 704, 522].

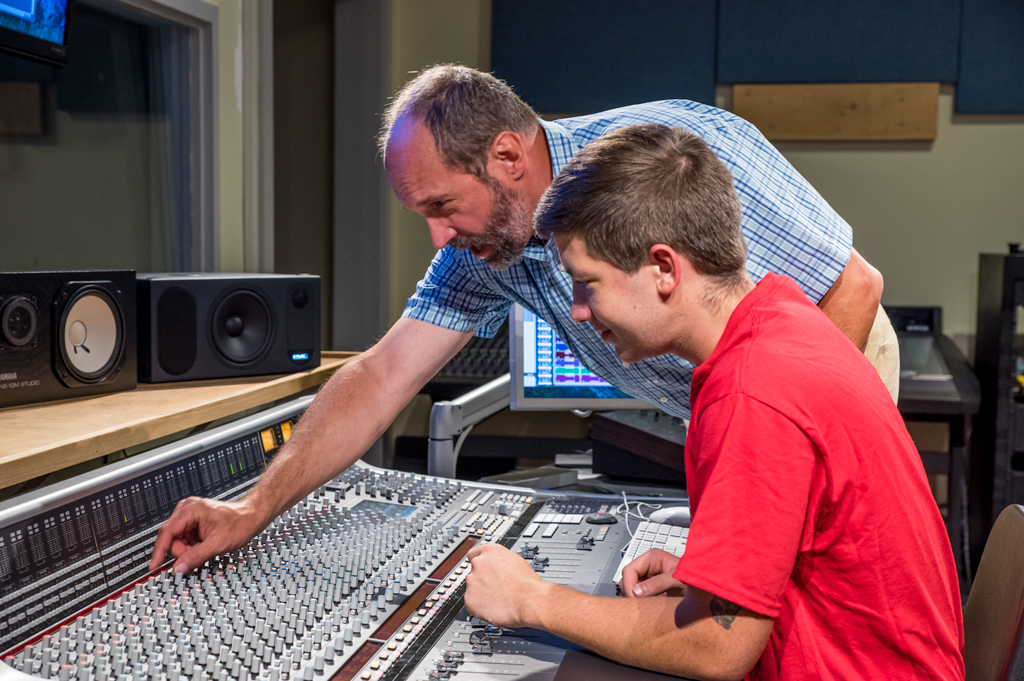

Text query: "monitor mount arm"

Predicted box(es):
[428, 374, 511, 478]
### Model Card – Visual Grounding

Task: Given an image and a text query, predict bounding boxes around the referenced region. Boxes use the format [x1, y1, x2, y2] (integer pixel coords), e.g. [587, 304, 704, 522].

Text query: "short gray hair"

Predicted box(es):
[535, 124, 747, 285]
[379, 64, 540, 178]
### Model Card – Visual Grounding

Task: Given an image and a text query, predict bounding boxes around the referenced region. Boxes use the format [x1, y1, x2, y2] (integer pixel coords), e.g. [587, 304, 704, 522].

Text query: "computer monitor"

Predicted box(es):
[510, 303, 655, 411]
[0, 0, 73, 66]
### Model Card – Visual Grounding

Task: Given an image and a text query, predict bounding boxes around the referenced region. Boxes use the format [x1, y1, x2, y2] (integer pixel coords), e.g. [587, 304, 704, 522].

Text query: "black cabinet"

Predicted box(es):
[971, 250, 1024, 572]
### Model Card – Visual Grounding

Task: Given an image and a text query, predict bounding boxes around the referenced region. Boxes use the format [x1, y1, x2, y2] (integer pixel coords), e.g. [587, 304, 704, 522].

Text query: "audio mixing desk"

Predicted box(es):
[0, 396, 687, 681]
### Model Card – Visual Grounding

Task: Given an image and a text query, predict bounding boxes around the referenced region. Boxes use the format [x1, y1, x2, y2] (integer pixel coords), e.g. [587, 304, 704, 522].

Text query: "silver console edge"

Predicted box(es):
[0, 395, 316, 526]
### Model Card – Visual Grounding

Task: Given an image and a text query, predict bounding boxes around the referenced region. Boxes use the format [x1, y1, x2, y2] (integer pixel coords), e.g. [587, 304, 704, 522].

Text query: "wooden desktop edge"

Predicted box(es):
[0, 352, 359, 488]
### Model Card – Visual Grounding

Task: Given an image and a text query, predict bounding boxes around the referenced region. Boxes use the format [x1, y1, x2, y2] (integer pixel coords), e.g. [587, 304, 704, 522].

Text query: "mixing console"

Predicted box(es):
[1, 396, 687, 681]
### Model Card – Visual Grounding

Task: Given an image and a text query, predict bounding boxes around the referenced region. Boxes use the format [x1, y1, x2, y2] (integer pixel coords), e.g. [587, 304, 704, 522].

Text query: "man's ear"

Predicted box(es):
[649, 244, 683, 297]
[489, 131, 528, 181]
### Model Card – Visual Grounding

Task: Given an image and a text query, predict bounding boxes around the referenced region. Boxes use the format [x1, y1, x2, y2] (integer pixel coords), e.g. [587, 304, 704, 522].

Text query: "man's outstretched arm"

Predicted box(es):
[817, 247, 883, 351]
[465, 544, 773, 681]
[149, 317, 474, 573]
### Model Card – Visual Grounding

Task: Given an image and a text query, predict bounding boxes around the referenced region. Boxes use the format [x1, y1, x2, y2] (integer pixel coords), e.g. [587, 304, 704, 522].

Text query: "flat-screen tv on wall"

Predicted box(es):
[0, 0, 74, 66]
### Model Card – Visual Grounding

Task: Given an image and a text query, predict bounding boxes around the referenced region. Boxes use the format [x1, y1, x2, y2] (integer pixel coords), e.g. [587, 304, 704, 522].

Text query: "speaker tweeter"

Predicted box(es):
[1, 296, 39, 348]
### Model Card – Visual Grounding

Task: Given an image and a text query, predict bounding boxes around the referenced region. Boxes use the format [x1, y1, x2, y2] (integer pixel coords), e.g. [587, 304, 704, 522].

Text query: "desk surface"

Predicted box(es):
[0, 352, 357, 488]
[898, 334, 980, 416]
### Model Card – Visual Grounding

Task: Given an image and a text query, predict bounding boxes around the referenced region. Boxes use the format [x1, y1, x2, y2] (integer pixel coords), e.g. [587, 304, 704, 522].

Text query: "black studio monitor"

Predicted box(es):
[0, 270, 137, 409]
[137, 273, 321, 383]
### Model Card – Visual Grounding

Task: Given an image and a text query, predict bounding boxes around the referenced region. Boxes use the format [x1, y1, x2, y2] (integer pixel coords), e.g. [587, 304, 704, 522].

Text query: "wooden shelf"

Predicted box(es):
[0, 351, 358, 488]
[733, 82, 940, 141]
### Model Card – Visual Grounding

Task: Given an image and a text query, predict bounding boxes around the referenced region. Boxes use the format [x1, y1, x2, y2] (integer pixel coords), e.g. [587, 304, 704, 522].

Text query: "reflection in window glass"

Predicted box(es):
[0, 2, 190, 272]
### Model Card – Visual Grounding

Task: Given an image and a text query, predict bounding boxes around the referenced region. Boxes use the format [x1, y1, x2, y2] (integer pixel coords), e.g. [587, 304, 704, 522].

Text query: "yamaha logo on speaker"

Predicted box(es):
[0, 372, 16, 381]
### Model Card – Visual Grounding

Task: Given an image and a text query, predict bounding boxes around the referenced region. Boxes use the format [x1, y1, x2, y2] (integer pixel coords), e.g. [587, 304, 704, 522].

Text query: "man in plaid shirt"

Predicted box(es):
[150, 65, 896, 577]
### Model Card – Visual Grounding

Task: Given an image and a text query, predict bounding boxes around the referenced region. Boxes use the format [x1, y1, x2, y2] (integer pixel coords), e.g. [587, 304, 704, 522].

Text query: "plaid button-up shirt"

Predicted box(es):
[402, 100, 852, 418]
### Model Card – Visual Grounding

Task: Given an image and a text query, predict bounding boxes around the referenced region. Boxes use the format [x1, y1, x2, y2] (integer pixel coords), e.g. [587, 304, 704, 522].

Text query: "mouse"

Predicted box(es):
[585, 513, 618, 525]
[648, 506, 691, 527]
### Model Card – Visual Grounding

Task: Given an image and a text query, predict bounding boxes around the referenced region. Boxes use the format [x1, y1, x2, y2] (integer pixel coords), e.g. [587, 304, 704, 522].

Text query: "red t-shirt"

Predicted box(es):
[673, 273, 964, 680]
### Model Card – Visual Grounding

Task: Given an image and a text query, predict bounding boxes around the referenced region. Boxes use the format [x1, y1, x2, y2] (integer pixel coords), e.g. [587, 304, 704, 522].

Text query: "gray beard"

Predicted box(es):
[449, 181, 534, 271]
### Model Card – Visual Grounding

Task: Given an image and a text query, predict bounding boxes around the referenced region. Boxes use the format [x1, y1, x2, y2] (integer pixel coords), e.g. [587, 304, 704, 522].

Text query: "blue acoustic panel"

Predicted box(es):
[718, 0, 961, 84]
[491, 0, 716, 113]
[957, 0, 1024, 114]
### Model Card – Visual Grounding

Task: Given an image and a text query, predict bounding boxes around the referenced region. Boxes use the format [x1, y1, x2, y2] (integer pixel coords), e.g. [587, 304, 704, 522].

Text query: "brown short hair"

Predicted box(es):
[535, 123, 747, 286]
[379, 64, 540, 179]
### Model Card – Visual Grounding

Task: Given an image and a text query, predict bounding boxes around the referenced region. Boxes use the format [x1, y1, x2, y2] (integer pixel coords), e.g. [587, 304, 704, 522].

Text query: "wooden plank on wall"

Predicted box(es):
[0, 82, 43, 136]
[733, 82, 939, 141]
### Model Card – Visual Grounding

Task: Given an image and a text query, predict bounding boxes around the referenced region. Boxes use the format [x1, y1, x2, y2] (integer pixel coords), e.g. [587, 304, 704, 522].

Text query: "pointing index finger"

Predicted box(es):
[149, 503, 198, 571]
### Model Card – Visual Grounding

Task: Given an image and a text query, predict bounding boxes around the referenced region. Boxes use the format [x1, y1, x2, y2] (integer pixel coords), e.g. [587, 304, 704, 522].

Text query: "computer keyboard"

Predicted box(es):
[613, 520, 689, 584]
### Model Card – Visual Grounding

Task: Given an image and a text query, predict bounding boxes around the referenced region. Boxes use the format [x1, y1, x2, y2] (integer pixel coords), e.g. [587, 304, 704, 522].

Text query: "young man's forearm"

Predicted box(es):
[525, 581, 768, 681]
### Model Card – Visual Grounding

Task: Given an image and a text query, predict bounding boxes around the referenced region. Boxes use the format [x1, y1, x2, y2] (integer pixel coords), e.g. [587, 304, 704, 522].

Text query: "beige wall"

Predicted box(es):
[387, 0, 492, 322]
[273, 0, 334, 348]
[768, 86, 1024, 348]
[208, 0, 245, 272]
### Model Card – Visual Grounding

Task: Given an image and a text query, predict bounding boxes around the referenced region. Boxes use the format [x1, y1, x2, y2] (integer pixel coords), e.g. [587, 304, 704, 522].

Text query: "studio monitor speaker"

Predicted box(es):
[0, 271, 137, 409]
[137, 273, 321, 383]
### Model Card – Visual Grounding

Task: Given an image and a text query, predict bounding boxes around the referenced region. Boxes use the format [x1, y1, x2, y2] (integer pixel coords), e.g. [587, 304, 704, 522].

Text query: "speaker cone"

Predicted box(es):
[58, 287, 124, 383]
[211, 290, 272, 365]
[1, 296, 38, 347]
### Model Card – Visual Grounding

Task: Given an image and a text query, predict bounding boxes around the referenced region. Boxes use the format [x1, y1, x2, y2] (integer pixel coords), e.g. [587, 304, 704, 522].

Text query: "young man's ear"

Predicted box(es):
[649, 244, 682, 296]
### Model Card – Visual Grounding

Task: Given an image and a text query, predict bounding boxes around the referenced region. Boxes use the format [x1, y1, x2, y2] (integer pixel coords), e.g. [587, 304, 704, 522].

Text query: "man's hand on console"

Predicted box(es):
[464, 544, 548, 629]
[149, 496, 268, 574]
[620, 548, 687, 598]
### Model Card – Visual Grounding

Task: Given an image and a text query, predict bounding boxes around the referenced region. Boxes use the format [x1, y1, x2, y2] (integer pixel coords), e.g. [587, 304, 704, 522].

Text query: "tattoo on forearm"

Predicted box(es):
[710, 596, 741, 630]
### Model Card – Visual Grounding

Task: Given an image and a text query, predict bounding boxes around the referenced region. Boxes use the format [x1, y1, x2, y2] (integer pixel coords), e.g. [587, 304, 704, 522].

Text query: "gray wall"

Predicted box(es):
[0, 112, 172, 272]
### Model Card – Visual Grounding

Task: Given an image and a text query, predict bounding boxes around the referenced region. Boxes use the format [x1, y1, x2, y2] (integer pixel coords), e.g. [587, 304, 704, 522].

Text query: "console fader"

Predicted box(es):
[0, 396, 686, 681]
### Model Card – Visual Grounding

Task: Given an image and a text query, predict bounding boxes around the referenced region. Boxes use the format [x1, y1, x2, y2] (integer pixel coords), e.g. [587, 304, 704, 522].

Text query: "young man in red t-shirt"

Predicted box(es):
[463, 124, 964, 680]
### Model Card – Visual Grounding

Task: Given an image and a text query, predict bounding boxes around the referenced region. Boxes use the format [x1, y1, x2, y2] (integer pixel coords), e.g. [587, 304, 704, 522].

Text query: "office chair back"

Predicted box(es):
[964, 504, 1024, 681]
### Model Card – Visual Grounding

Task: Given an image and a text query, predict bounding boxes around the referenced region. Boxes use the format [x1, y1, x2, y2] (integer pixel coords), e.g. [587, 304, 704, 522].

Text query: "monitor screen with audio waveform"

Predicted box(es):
[511, 305, 651, 410]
